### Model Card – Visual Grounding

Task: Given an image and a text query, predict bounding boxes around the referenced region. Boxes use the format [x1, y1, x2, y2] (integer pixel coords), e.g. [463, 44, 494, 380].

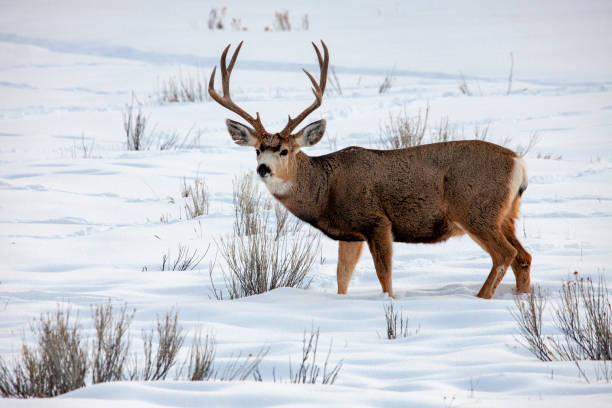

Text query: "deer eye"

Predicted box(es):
[280, 149, 288, 156]
[256, 149, 260, 156]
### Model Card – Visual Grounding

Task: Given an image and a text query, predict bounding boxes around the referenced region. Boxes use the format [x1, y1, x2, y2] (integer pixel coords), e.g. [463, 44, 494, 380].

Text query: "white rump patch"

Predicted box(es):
[510, 157, 528, 197]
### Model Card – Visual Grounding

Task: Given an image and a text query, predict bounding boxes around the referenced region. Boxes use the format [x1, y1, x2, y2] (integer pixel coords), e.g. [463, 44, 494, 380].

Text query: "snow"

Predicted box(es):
[1, 0, 612, 406]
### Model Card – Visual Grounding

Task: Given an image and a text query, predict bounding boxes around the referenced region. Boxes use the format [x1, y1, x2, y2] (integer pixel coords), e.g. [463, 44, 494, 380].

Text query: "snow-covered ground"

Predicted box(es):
[1, 0, 612, 406]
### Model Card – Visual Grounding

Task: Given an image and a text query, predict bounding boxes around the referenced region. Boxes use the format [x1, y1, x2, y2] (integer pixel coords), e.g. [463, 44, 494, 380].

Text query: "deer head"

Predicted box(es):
[208, 41, 329, 191]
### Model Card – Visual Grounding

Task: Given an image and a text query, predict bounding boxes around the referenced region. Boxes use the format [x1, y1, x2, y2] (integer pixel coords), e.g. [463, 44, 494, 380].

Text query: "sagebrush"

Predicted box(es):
[212, 173, 318, 300]
[0, 308, 87, 398]
[511, 274, 612, 381]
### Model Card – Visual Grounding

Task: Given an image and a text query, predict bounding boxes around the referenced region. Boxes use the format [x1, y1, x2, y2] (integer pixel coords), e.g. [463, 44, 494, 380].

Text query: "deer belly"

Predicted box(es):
[316, 219, 365, 241]
[391, 217, 459, 244]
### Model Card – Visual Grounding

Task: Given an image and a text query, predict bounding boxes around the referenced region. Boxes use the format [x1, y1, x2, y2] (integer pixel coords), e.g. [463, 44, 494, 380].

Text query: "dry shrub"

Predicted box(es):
[91, 302, 134, 384]
[160, 244, 208, 271]
[511, 274, 611, 381]
[290, 327, 342, 385]
[383, 302, 412, 340]
[430, 117, 489, 144]
[301, 14, 309, 30]
[185, 331, 216, 381]
[0, 308, 87, 398]
[0, 304, 276, 398]
[71, 133, 95, 159]
[274, 10, 291, 31]
[378, 66, 395, 94]
[213, 173, 318, 300]
[551, 275, 611, 361]
[430, 116, 452, 144]
[514, 132, 540, 158]
[379, 106, 429, 149]
[537, 152, 563, 160]
[138, 311, 185, 381]
[506, 52, 514, 95]
[232, 173, 268, 236]
[510, 286, 554, 361]
[208, 7, 226, 30]
[159, 71, 207, 104]
[274, 202, 303, 240]
[217, 348, 269, 382]
[379, 106, 527, 152]
[458, 74, 472, 96]
[123, 98, 148, 151]
[215, 226, 318, 299]
[329, 65, 343, 96]
[183, 176, 209, 219]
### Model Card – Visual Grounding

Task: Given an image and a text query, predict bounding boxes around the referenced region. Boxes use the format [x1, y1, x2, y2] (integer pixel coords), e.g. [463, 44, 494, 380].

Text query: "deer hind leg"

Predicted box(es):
[337, 241, 364, 295]
[502, 217, 532, 293]
[467, 227, 517, 299]
[366, 222, 394, 297]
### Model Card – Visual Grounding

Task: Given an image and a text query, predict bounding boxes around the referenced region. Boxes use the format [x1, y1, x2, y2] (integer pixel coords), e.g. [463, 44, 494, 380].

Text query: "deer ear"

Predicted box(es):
[226, 119, 258, 146]
[294, 120, 326, 147]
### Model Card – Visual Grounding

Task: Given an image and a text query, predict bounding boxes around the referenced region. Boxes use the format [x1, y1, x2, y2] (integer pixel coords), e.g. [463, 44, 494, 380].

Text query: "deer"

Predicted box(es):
[208, 41, 532, 299]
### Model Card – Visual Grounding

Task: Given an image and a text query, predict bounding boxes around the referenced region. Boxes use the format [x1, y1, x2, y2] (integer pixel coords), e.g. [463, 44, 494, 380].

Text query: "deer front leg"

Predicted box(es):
[337, 241, 364, 294]
[366, 222, 394, 297]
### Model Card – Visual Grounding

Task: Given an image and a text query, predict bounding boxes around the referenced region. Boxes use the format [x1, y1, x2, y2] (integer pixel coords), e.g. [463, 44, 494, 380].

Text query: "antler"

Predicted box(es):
[208, 42, 267, 134]
[280, 40, 329, 138]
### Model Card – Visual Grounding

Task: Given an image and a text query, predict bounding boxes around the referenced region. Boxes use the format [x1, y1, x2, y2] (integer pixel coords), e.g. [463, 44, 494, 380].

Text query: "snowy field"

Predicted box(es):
[1, 0, 612, 406]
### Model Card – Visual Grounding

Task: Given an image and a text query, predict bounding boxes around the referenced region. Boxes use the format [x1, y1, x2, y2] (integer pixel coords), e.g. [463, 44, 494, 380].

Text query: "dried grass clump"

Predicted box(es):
[328, 65, 342, 97]
[123, 99, 149, 151]
[383, 302, 413, 340]
[160, 244, 208, 272]
[183, 176, 209, 219]
[159, 71, 207, 104]
[458, 74, 472, 96]
[378, 66, 395, 94]
[71, 133, 96, 159]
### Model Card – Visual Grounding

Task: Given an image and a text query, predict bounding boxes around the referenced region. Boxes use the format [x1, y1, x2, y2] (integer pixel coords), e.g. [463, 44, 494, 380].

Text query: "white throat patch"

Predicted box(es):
[262, 176, 292, 196]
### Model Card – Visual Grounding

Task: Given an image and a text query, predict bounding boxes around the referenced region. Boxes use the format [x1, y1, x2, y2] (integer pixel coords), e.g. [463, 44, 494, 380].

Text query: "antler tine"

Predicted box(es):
[208, 42, 265, 134]
[219, 44, 231, 95]
[302, 68, 322, 96]
[280, 40, 330, 137]
[312, 41, 329, 94]
[227, 41, 243, 74]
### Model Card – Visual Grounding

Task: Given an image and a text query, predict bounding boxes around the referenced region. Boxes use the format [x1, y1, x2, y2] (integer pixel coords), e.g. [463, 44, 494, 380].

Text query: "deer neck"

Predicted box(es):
[268, 151, 328, 223]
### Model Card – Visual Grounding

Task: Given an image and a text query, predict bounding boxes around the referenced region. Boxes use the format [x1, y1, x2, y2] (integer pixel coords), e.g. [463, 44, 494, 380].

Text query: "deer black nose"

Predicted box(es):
[257, 164, 271, 177]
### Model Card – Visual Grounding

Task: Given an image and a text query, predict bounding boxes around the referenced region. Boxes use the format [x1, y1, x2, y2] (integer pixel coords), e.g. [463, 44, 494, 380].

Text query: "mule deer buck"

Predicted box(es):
[208, 41, 532, 299]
